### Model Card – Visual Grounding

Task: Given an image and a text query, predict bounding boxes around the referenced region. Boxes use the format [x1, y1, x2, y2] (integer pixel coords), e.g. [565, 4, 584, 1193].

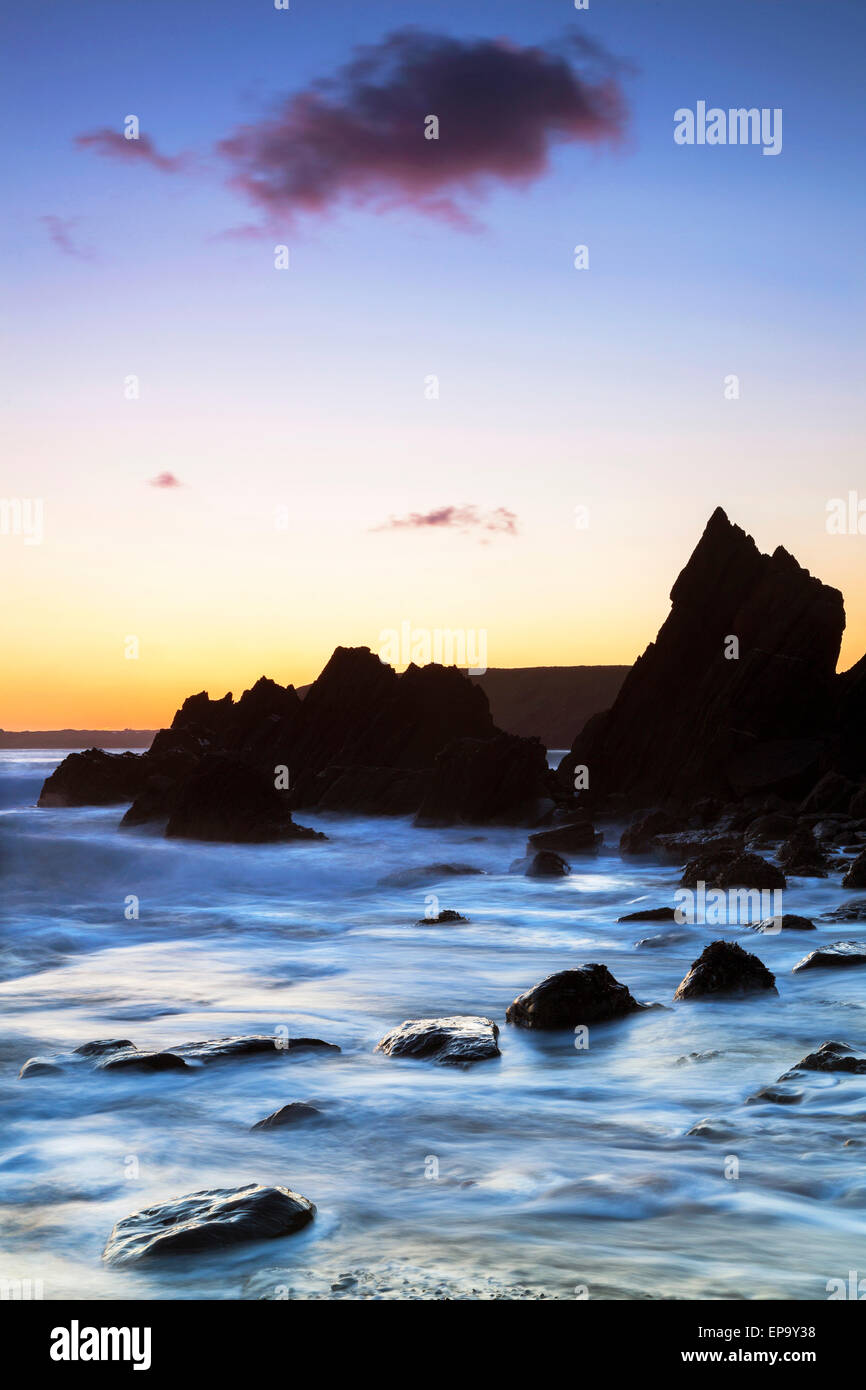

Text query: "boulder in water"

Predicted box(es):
[376, 1016, 500, 1067]
[103, 1183, 315, 1263]
[674, 940, 777, 1000]
[505, 965, 644, 1029]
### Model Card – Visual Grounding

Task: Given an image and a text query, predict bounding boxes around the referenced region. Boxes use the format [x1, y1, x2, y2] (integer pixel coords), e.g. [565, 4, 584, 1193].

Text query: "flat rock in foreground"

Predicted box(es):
[376, 1016, 500, 1067]
[506, 965, 644, 1030]
[792, 942, 866, 972]
[674, 940, 777, 1000]
[103, 1183, 315, 1263]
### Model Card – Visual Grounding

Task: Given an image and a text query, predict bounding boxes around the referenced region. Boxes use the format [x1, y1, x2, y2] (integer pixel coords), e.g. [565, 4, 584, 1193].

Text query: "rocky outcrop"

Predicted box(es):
[40, 648, 536, 830]
[505, 965, 644, 1029]
[18, 1034, 339, 1079]
[559, 509, 845, 807]
[37, 749, 149, 807]
[163, 756, 324, 844]
[792, 942, 866, 972]
[103, 1184, 315, 1263]
[415, 732, 559, 827]
[673, 941, 777, 1000]
[376, 1016, 500, 1067]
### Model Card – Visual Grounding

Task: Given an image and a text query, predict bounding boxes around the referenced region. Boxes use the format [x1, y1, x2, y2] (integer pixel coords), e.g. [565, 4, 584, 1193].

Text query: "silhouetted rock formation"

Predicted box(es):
[560, 508, 846, 808]
[41, 649, 563, 833]
[415, 732, 558, 827]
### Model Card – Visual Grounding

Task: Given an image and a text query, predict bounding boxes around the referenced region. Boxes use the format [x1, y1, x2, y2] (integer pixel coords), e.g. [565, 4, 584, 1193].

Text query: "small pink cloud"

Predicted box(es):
[40, 215, 96, 260]
[75, 129, 190, 173]
[149, 472, 183, 488]
[373, 504, 518, 536]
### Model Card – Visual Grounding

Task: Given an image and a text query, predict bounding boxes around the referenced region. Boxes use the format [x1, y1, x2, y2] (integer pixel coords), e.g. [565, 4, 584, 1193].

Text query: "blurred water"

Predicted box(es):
[1, 750, 865, 1300]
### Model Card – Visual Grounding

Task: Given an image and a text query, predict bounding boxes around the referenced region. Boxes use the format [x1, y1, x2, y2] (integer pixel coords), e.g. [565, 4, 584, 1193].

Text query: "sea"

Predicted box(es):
[1, 749, 864, 1300]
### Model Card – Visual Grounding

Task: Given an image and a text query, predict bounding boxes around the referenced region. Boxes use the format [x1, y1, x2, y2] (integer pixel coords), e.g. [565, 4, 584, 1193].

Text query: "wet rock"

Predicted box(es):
[505, 964, 644, 1029]
[799, 771, 857, 816]
[172, 1035, 340, 1063]
[617, 906, 676, 923]
[673, 940, 777, 1000]
[522, 850, 570, 878]
[822, 899, 866, 923]
[748, 914, 815, 933]
[527, 821, 600, 856]
[376, 1016, 500, 1067]
[18, 1057, 64, 1079]
[777, 824, 828, 877]
[681, 851, 785, 890]
[747, 1085, 803, 1105]
[100, 1050, 190, 1072]
[688, 1117, 735, 1140]
[73, 1039, 135, 1056]
[792, 942, 866, 972]
[842, 848, 866, 889]
[619, 809, 679, 856]
[251, 1103, 323, 1131]
[653, 832, 744, 866]
[164, 755, 325, 844]
[103, 1183, 315, 1263]
[635, 929, 693, 948]
[378, 863, 485, 889]
[415, 909, 468, 925]
[780, 1040, 866, 1077]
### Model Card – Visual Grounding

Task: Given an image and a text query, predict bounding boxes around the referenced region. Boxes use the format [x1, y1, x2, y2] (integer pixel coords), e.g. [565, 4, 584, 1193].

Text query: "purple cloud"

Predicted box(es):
[373, 505, 518, 536]
[40, 215, 95, 260]
[149, 472, 183, 488]
[75, 129, 190, 173]
[216, 28, 629, 226]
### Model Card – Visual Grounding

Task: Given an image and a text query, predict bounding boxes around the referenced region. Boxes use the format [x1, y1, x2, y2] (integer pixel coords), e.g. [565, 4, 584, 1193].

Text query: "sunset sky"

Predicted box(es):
[2, 0, 864, 728]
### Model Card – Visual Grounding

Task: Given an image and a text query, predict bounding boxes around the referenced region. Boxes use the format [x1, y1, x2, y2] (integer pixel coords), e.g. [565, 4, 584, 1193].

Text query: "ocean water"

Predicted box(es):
[1, 749, 865, 1301]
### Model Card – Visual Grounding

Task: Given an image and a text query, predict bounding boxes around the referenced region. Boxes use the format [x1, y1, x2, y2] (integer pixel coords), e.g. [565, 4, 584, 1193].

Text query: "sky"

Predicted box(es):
[1, 0, 864, 728]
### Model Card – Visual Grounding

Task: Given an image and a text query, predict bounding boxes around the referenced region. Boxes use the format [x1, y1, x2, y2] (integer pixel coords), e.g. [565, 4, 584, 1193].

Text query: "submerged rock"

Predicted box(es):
[505, 965, 644, 1030]
[376, 1016, 500, 1067]
[792, 942, 866, 972]
[746, 1084, 803, 1106]
[251, 1103, 323, 1131]
[378, 863, 485, 889]
[100, 1050, 190, 1072]
[522, 850, 570, 878]
[103, 1183, 315, 1263]
[18, 1057, 63, 1078]
[617, 906, 676, 923]
[780, 1040, 866, 1077]
[634, 928, 693, 949]
[822, 899, 866, 923]
[172, 1035, 340, 1063]
[748, 914, 815, 933]
[73, 1039, 135, 1056]
[415, 909, 468, 925]
[674, 940, 777, 1000]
